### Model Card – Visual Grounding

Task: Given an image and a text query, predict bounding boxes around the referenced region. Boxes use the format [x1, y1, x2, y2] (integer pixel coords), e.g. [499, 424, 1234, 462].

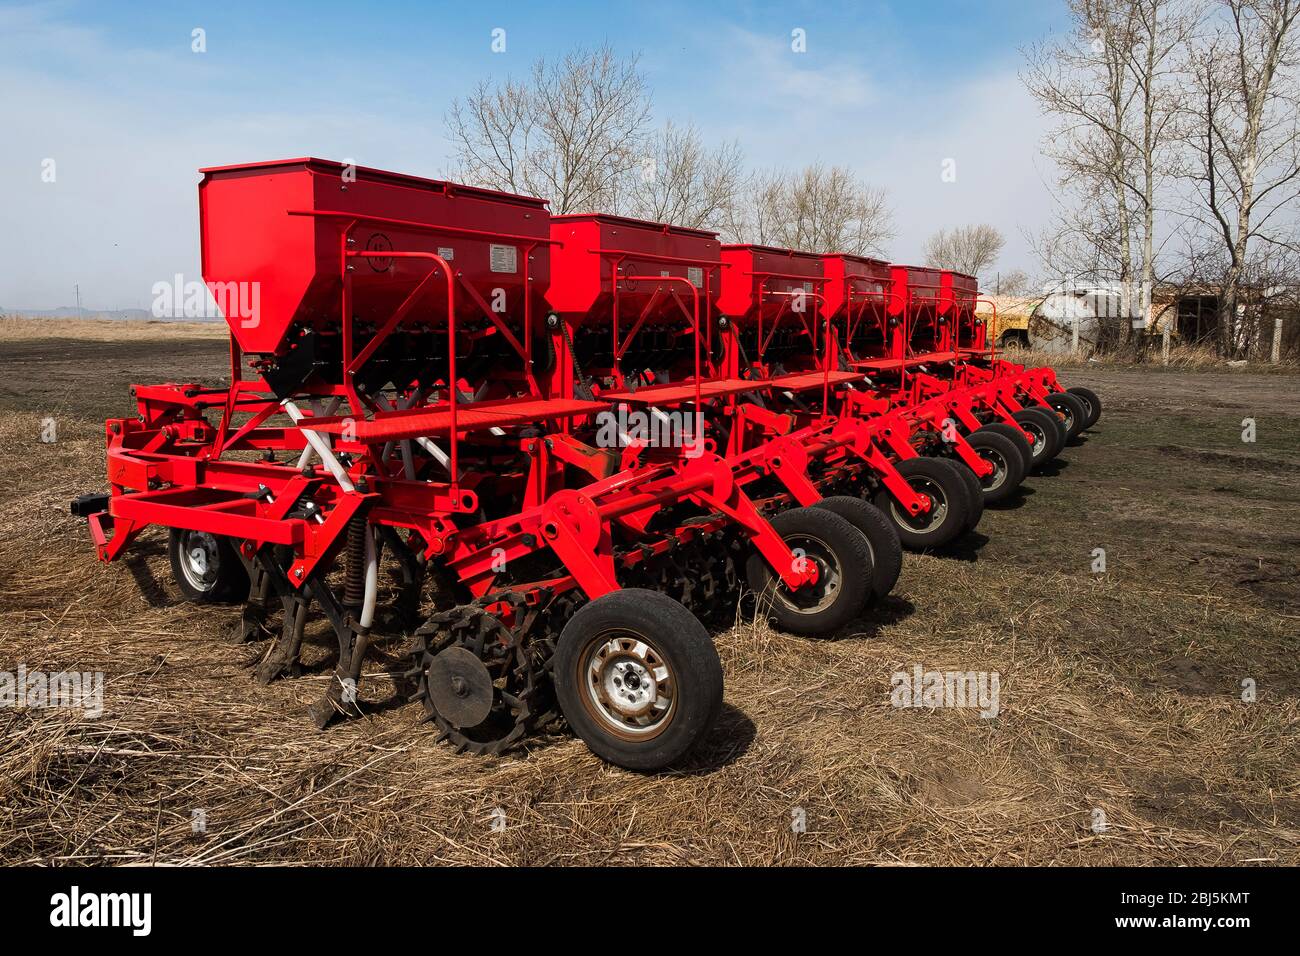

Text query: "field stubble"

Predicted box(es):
[0, 319, 1296, 865]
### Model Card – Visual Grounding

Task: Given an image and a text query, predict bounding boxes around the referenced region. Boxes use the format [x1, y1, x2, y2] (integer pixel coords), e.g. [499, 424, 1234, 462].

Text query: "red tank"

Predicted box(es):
[545, 214, 720, 325]
[890, 264, 942, 316]
[944, 270, 982, 350]
[718, 244, 824, 325]
[821, 253, 893, 319]
[198, 157, 551, 356]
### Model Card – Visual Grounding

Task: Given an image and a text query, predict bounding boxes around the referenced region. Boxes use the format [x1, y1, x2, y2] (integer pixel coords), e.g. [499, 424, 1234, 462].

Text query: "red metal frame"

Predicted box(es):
[94, 168, 847, 622]
[78, 159, 1093, 755]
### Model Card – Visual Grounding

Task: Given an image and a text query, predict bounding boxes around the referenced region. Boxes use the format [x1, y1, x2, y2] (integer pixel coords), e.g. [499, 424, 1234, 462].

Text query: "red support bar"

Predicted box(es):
[587, 247, 727, 268]
[289, 208, 559, 246]
[625, 275, 702, 417]
[347, 267, 441, 375]
[347, 249, 460, 486]
[592, 246, 721, 384]
[975, 298, 1000, 368]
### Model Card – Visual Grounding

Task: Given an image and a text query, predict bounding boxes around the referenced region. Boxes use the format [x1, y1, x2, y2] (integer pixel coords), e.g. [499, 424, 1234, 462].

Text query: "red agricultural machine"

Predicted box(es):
[820, 258, 1103, 507]
[71, 158, 1100, 772]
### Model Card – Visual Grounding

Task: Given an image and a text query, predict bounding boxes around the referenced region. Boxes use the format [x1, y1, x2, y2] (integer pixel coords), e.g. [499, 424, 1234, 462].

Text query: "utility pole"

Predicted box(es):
[1162, 302, 1170, 366]
[74, 283, 82, 317]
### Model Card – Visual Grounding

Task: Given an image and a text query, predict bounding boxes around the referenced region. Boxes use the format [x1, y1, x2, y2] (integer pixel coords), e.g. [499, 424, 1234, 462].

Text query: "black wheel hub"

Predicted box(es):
[426, 646, 495, 728]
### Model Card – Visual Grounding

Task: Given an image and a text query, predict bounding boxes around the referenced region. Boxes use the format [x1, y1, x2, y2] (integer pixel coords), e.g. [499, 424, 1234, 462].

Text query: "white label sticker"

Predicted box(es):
[490, 244, 517, 274]
[438, 246, 455, 261]
[687, 267, 703, 288]
[803, 281, 814, 293]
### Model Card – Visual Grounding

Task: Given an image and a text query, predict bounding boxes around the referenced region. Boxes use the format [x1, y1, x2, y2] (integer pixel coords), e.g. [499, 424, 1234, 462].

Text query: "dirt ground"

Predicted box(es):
[1, 317, 1296, 866]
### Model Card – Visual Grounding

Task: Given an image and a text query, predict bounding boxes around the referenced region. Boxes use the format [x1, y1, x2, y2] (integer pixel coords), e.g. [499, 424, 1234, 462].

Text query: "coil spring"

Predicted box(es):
[343, 514, 366, 607]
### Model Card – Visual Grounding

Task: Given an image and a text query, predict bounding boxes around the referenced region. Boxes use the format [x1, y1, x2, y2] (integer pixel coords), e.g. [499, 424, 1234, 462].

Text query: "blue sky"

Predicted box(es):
[1, 0, 1071, 309]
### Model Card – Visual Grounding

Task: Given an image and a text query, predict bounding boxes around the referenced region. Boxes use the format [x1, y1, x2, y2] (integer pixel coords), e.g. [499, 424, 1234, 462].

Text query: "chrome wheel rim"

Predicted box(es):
[979, 449, 1008, 491]
[890, 476, 949, 535]
[769, 532, 842, 615]
[1022, 423, 1047, 457]
[180, 531, 220, 592]
[582, 631, 675, 739]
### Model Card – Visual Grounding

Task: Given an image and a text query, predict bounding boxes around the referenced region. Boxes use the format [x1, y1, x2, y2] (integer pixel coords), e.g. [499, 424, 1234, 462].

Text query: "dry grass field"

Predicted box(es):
[0, 317, 1297, 866]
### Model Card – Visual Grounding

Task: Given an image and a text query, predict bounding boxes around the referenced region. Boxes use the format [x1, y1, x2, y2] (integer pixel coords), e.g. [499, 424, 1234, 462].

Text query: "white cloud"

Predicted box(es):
[664, 24, 1056, 276]
[0, 4, 446, 309]
[0, 7, 1057, 309]
[857, 71, 1057, 273]
[717, 23, 880, 110]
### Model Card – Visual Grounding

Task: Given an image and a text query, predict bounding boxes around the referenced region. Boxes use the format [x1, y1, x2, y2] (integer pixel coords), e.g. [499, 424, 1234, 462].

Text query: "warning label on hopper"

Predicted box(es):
[490, 244, 518, 273]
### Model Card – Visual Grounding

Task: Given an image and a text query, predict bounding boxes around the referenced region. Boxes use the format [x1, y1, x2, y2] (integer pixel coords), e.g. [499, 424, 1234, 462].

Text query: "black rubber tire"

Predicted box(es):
[945, 455, 985, 531]
[1045, 391, 1088, 441]
[1012, 408, 1062, 469]
[871, 456, 973, 550]
[745, 507, 874, 635]
[812, 496, 903, 601]
[553, 589, 723, 772]
[963, 429, 1025, 504]
[1037, 402, 1070, 449]
[979, 422, 1034, 476]
[168, 528, 250, 603]
[1067, 386, 1102, 429]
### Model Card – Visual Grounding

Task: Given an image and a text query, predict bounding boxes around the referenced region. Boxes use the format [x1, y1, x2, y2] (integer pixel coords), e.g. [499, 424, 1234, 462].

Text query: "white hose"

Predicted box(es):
[373, 391, 449, 478]
[413, 435, 452, 471]
[359, 526, 378, 630]
[295, 397, 341, 469]
[282, 399, 356, 493]
[283, 401, 375, 625]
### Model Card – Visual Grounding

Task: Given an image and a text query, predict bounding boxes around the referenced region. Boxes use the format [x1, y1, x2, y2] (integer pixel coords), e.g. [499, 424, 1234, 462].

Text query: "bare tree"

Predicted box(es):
[1183, 0, 1300, 353]
[1024, 0, 1143, 296]
[922, 224, 1007, 276]
[1024, 1, 1202, 352]
[1031, 179, 1137, 284]
[446, 44, 652, 214]
[723, 164, 894, 256]
[721, 168, 785, 246]
[1125, 1, 1202, 328]
[619, 121, 745, 230]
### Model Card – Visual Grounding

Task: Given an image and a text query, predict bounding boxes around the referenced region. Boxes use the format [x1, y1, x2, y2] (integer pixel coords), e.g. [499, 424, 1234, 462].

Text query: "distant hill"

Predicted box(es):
[0, 307, 215, 323]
